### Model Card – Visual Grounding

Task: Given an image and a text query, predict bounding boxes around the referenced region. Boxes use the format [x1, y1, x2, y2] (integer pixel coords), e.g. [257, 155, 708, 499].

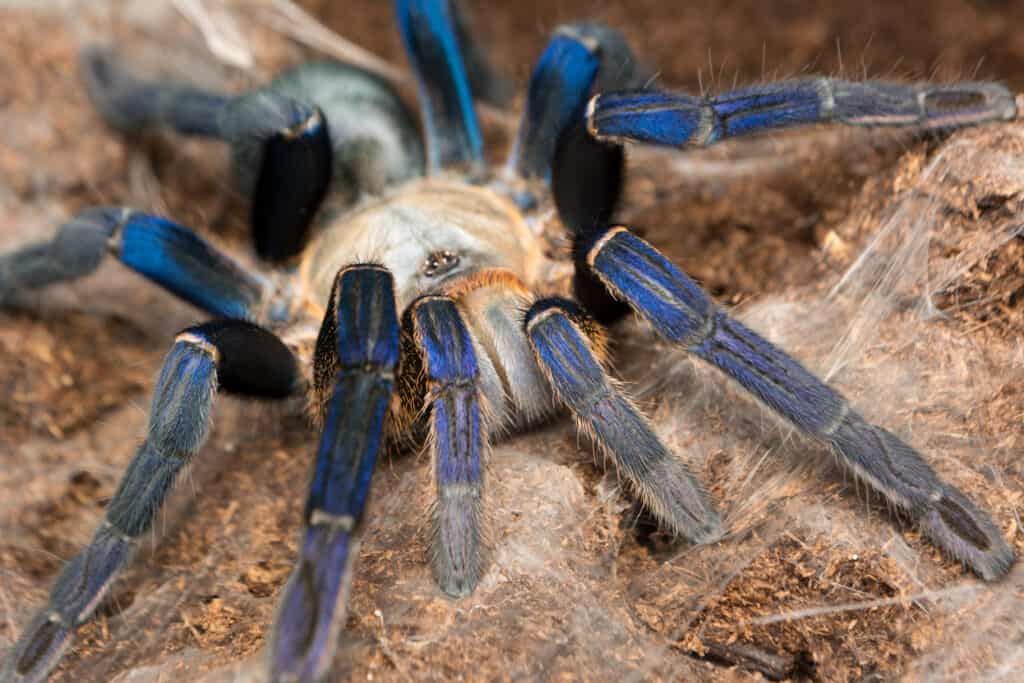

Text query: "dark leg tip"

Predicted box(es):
[3, 611, 73, 683]
[79, 46, 148, 133]
[919, 487, 1015, 581]
[438, 573, 478, 599]
[642, 456, 724, 545]
[432, 491, 487, 599]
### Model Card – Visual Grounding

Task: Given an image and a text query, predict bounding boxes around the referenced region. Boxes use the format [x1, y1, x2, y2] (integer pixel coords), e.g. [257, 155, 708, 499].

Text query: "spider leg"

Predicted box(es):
[396, 0, 483, 170]
[1, 320, 299, 683]
[82, 46, 334, 262]
[0, 207, 271, 320]
[587, 78, 1017, 148]
[507, 28, 599, 182]
[270, 265, 399, 683]
[525, 297, 721, 542]
[265, 61, 426, 204]
[409, 295, 488, 597]
[583, 225, 1014, 580]
[450, 0, 513, 107]
[509, 23, 646, 183]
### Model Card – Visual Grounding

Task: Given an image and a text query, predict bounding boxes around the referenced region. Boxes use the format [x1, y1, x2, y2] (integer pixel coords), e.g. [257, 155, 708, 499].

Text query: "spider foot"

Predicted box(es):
[3, 614, 72, 683]
[829, 416, 1015, 581]
[920, 486, 1015, 581]
[1, 524, 133, 683]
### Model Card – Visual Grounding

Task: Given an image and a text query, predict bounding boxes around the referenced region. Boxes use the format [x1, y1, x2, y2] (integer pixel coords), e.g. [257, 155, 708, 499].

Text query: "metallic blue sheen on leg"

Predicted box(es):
[412, 296, 486, 597]
[334, 266, 401, 369]
[692, 312, 846, 436]
[271, 517, 356, 683]
[525, 298, 720, 541]
[396, 0, 483, 168]
[2, 334, 221, 683]
[305, 374, 393, 523]
[510, 31, 599, 180]
[589, 78, 1016, 147]
[588, 228, 713, 342]
[272, 265, 399, 683]
[590, 229, 847, 435]
[587, 226, 1013, 579]
[413, 296, 478, 383]
[118, 212, 267, 320]
[1, 206, 270, 320]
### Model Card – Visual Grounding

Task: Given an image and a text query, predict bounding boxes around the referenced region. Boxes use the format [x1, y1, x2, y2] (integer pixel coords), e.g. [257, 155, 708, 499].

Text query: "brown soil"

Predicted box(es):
[2, 2, 1024, 682]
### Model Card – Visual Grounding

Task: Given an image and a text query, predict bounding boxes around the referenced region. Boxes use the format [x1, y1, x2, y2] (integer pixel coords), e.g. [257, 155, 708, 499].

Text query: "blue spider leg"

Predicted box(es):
[395, 0, 483, 170]
[588, 79, 1017, 148]
[508, 29, 600, 182]
[1, 321, 299, 683]
[450, 0, 513, 107]
[81, 47, 332, 263]
[410, 295, 487, 597]
[0, 207, 271, 321]
[509, 23, 647, 184]
[584, 226, 1014, 580]
[525, 298, 721, 542]
[271, 265, 399, 683]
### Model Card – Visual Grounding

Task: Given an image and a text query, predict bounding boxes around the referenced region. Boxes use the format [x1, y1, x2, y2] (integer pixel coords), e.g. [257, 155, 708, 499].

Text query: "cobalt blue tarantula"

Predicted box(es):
[1, 1, 1018, 681]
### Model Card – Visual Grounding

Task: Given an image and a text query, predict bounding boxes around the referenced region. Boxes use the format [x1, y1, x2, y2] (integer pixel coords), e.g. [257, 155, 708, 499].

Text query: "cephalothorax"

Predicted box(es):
[0, 2, 1017, 682]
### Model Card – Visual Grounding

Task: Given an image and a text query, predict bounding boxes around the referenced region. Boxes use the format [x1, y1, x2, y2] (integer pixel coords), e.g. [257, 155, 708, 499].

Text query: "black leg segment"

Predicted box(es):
[511, 22, 645, 182]
[82, 46, 333, 263]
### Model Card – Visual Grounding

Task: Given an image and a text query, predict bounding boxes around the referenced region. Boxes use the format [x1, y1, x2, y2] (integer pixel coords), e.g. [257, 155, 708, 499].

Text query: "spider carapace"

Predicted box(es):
[0, 1, 1018, 682]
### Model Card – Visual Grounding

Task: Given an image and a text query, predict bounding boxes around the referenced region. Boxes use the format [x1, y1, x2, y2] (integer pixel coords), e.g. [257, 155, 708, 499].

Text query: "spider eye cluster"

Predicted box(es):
[422, 249, 460, 277]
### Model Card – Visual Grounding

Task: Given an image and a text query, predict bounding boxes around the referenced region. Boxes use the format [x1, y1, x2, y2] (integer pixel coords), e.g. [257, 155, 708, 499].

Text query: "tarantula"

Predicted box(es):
[1, 1, 1017, 681]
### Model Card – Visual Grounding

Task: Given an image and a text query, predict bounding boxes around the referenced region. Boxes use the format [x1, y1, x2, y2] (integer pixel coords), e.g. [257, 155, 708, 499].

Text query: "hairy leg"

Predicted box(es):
[588, 78, 1017, 148]
[509, 22, 645, 186]
[583, 225, 1014, 580]
[2, 320, 299, 683]
[270, 265, 399, 683]
[409, 295, 488, 597]
[395, 0, 483, 171]
[82, 47, 331, 262]
[0, 207, 270, 320]
[525, 297, 721, 543]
